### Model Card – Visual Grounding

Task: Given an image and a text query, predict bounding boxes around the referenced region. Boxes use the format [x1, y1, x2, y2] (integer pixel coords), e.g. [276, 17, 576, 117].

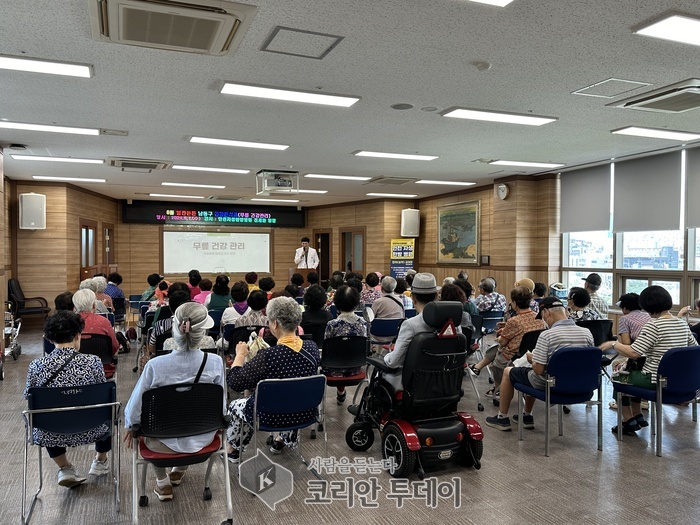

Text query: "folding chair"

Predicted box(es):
[368, 318, 403, 354]
[22, 382, 121, 525]
[404, 308, 417, 318]
[514, 346, 603, 457]
[249, 375, 327, 474]
[613, 345, 700, 456]
[577, 320, 616, 380]
[479, 310, 504, 383]
[81, 333, 117, 381]
[300, 320, 329, 349]
[112, 297, 127, 329]
[207, 309, 224, 339]
[225, 325, 267, 351]
[98, 311, 116, 327]
[130, 383, 233, 525]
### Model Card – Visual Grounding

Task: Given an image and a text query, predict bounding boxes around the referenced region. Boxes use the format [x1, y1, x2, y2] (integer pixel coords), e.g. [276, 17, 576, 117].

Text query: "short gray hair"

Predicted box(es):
[72, 289, 96, 313]
[79, 278, 98, 293]
[93, 276, 107, 293]
[442, 276, 455, 287]
[266, 296, 302, 332]
[479, 278, 494, 294]
[380, 276, 397, 293]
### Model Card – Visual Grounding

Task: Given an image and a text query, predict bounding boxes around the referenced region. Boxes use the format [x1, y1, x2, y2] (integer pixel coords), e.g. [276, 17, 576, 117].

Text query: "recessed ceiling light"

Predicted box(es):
[489, 160, 565, 168]
[149, 193, 206, 199]
[274, 189, 328, 194]
[611, 126, 700, 141]
[355, 151, 438, 161]
[11, 155, 103, 164]
[221, 83, 359, 107]
[32, 176, 106, 183]
[251, 198, 300, 203]
[172, 164, 250, 174]
[415, 180, 476, 186]
[442, 108, 557, 126]
[305, 173, 372, 181]
[190, 136, 289, 150]
[162, 182, 226, 189]
[366, 193, 418, 198]
[0, 121, 100, 135]
[635, 14, 700, 47]
[465, 0, 515, 6]
[0, 55, 93, 78]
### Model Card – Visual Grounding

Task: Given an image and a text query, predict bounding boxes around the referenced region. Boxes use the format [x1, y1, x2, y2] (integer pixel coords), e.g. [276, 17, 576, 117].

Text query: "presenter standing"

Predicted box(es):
[294, 237, 319, 269]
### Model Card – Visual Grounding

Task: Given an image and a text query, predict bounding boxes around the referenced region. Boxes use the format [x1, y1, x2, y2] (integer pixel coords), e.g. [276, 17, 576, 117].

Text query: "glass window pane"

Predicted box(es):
[88, 229, 95, 266]
[651, 280, 681, 305]
[624, 279, 648, 295]
[564, 231, 613, 268]
[565, 270, 613, 306]
[621, 230, 684, 270]
[343, 232, 353, 271]
[693, 229, 700, 271]
[353, 233, 363, 272]
[81, 228, 87, 267]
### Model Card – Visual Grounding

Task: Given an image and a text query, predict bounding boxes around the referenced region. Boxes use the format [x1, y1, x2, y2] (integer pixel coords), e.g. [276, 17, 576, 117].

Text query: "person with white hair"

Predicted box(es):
[79, 279, 109, 314]
[474, 277, 507, 312]
[371, 276, 405, 320]
[123, 302, 226, 502]
[92, 275, 113, 310]
[72, 288, 119, 377]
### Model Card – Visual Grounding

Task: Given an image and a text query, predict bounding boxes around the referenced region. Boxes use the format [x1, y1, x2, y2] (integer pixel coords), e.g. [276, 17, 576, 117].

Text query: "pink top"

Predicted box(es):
[79, 312, 119, 377]
[193, 290, 213, 304]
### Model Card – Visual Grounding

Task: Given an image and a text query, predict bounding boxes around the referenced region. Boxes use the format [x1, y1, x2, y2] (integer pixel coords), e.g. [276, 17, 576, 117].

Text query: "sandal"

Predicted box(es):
[468, 364, 480, 376]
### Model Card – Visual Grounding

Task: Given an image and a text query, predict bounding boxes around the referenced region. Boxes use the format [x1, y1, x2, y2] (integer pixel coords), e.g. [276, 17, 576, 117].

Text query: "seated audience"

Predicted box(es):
[193, 278, 212, 304]
[307, 272, 320, 287]
[245, 272, 259, 292]
[226, 297, 321, 461]
[105, 272, 125, 301]
[54, 291, 74, 311]
[324, 285, 369, 404]
[567, 287, 600, 321]
[533, 282, 547, 304]
[454, 278, 479, 317]
[284, 284, 300, 299]
[221, 281, 250, 328]
[600, 286, 696, 434]
[442, 276, 455, 288]
[394, 278, 414, 309]
[290, 273, 306, 296]
[582, 272, 609, 319]
[79, 279, 109, 314]
[73, 289, 119, 378]
[678, 298, 700, 341]
[92, 276, 113, 310]
[617, 293, 651, 345]
[360, 272, 382, 305]
[141, 273, 163, 302]
[124, 303, 226, 501]
[325, 273, 345, 309]
[25, 311, 111, 488]
[145, 288, 192, 360]
[205, 274, 232, 310]
[485, 297, 594, 431]
[372, 276, 406, 320]
[235, 290, 269, 328]
[474, 277, 507, 313]
[187, 269, 202, 300]
[439, 283, 474, 333]
[258, 276, 275, 300]
[301, 284, 333, 347]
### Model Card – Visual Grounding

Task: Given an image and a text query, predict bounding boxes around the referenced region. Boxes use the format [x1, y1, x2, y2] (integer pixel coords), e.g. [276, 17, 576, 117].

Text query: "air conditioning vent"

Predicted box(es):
[206, 195, 242, 201]
[366, 176, 415, 186]
[88, 0, 257, 56]
[609, 79, 700, 113]
[107, 157, 172, 172]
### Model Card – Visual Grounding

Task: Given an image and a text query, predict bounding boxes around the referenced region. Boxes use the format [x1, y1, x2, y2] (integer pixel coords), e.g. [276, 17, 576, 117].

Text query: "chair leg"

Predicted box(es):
[557, 405, 563, 436]
[467, 369, 483, 411]
[656, 383, 663, 457]
[597, 380, 603, 451]
[616, 391, 623, 441]
[544, 387, 550, 457]
[22, 441, 44, 525]
[693, 398, 698, 422]
[220, 431, 234, 523]
[517, 391, 524, 441]
[132, 447, 139, 525]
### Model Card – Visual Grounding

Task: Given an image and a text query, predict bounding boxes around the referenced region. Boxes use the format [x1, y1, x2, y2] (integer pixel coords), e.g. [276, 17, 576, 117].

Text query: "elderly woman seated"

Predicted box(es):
[79, 278, 109, 314]
[124, 303, 226, 501]
[226, 296, 320, 462]
[24, 311, 110, 488]
[73, 289, 119, 378]
[567, 287, 600, 321]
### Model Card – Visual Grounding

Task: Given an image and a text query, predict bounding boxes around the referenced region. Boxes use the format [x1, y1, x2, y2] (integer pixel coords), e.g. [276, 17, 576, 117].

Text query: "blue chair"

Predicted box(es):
[404, 308, 417, 319]
[42, 337, 55, 355]
[130, 382, 233, 525]
[98, 311, 116, 327]
[249, 375, 327, 472]
[368, 318, 404, 353]
[329, 305, 338, 318]
[514, 346, 603, 457]
[22, 382, 121, 525]
[613, 346, 700, 456]
[207, 309, 224, 339]
[112, 297, 127, 325]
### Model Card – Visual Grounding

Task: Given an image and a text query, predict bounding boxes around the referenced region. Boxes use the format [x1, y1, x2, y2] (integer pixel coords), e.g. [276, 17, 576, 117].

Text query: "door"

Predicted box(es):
[340, 228, 365, 276]
[80, 219, 98, 281]
[313, 229, 331, 285]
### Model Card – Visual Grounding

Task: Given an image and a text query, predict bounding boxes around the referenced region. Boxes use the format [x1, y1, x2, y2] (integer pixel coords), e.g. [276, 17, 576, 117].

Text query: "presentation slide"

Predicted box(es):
[163, 231, 270, 274]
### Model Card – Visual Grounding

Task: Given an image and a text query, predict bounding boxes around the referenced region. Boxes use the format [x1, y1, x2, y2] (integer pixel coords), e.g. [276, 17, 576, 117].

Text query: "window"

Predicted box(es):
[620, 230, 684, 270]
[622, 277, 681, 305]
[563, 231, 613, 268]
[564, 270, 613, 306]
[690, 229, 700, 271]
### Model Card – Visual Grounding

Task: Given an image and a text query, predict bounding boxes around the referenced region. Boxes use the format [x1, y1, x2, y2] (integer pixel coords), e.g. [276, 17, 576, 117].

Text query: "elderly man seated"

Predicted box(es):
[485, 297, 594, 431]
[474, 277, 507, 313]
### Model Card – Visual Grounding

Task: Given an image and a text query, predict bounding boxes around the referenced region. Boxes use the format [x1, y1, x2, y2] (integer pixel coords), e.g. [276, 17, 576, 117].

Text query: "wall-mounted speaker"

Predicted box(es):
[400, 208, 420, 237]
[19, 193, 46, 230]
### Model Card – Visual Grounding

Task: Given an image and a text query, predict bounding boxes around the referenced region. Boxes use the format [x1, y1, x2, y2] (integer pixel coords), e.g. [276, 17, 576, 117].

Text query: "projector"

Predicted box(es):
[256, 169, 299, 195]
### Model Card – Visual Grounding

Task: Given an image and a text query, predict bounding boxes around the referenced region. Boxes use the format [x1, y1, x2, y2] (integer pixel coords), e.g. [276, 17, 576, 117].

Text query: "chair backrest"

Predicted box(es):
[254, 375, 326, 419]
[400, 301, 468, 416]
[137, 383, 225, 438]
[143, 312, 156, 333]
[155, 328, 172, 351]
[517, 329, 546, 358]
[404, 308, 417, 319]
[547, 346, 601, 395]
[26, 382, 117, 435]
[369, 318, 403, 339]
[80, 333, 114, 366]
[43, 337, 55, 355]
[295, 297, 305, 305]
[139, 303, 150, 319]
[321, 336, 369, 370]
[329, 305, 338, 318]
[300, 320, 328, 349]
[226, 325, 267, 348]
[657, 346, 700, 395]
[480, 310, 504, 332]
[470, 314, 483, 344]
[8, 278, 26, 308]
[576, 320, 614, 346]
[207, 309, 224, 336]
[98, 312, 115, 327]
[112, 297, 126, 318]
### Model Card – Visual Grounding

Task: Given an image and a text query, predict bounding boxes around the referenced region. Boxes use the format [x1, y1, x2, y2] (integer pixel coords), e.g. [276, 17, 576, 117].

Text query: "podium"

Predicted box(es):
[288, 267, 317, 286]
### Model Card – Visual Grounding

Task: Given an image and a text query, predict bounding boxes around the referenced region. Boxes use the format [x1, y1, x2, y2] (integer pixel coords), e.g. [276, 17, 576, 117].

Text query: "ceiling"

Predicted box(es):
[2, 0, 700, 208]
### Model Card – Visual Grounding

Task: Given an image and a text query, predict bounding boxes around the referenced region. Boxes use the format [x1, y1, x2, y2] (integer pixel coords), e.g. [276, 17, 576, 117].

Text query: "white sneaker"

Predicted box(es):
[89, 458, 110, 476]
[57, 466, 87, 488]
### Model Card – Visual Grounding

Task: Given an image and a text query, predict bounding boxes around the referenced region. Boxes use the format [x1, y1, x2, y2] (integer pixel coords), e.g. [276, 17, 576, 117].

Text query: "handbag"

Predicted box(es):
[247, 332, 270, 362]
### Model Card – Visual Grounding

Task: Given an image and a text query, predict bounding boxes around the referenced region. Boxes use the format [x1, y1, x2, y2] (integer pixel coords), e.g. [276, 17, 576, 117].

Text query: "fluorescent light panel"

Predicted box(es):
[355, 151, 438, 161]
[162, 182, 226, 189]
[465, 0, 515, 6]
[305, 174, 372, 181]
[367, 193, 418, 198]
[489, 160, 565, 168]
[11, 155, 103, 164]
[274, 189, 328, 194]
[635, 15, 700, 47]
[443, 108, 557, 126]
[611, 126, 700, 141]
[172, 164, 249, 174]
[0, 121, 99, 135]
[251, 198, 300, 203]
[149, 193, 205, 199]
[221, 83, 359, 107]
[0, 55, 92, 78]
[32, 176, 105, 183]
[190, 136, 289, 150]
[415, 180, 476, 186]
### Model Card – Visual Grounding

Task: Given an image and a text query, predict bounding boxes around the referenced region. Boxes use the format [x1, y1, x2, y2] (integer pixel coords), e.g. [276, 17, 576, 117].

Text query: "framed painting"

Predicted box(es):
[437, 200, 480, 265]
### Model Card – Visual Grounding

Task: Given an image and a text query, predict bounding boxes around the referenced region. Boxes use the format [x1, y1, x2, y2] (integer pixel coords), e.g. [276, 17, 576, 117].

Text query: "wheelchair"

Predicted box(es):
[345, 301, 484, 478]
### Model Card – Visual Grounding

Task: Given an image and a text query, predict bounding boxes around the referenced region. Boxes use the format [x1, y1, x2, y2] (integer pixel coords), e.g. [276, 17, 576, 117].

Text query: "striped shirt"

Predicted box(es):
[631, 316, 696, 382]
[589, 292, 608, 319]
[617, 310, 651, 342]
[529, 319, 595, 389]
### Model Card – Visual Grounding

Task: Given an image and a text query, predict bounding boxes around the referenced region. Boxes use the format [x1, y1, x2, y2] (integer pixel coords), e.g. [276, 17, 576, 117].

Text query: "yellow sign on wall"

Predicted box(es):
[390, 238, 415, 259]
